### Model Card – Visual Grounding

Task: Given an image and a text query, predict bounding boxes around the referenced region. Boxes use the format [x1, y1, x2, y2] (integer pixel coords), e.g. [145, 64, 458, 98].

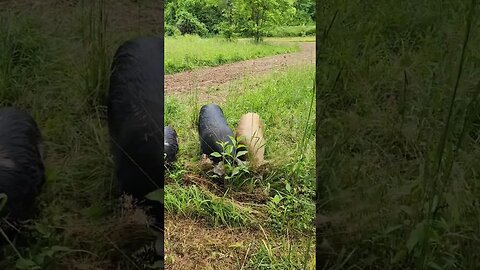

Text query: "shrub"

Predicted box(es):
[175, 10, 208, 37]
[165, 24, 180, 36]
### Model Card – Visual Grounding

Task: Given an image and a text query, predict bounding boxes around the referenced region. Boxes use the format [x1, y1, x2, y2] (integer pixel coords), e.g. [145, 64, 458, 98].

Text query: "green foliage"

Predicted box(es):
[217, 21, 237, 41]
[175, 10, 209, 37]
[164, 0, 316, 39]
[0, 14, 47, 106]
[317, 0, 480, 268]
[15, 246, 71, 270]
[164, 24, 180, 36]
[233, 0, 294, 42]
[210, 136, 251, 186]
[267, 24, 315, 37]
[267, 181, 315, 234]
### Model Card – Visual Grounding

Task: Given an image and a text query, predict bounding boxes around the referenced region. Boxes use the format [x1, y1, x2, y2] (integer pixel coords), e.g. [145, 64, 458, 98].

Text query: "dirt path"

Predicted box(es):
[164, 42, 315, 96]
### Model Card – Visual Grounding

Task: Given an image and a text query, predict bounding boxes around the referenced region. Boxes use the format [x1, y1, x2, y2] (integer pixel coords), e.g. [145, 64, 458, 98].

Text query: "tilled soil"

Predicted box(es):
[165, 42, 315, 97]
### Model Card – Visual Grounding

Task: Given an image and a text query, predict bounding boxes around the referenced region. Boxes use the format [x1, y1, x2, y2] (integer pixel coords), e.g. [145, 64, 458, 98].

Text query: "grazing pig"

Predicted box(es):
[235, 112, 266, 167]
[198, 103, 234, 161]
[107, 36, 164, 237]
[0, 107, 45, 222]
[164, 126, 178, 164]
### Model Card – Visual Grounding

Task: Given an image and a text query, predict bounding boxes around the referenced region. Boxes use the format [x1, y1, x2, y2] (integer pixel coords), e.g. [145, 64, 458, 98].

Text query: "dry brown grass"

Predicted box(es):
[165, 214, 263, 270]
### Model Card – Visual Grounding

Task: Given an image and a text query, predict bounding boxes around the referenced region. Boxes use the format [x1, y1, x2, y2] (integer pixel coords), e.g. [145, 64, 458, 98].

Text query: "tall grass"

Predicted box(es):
[0, 1, 162, 269]
[81, 0, 110, 108]
[317, 0, 480, 268]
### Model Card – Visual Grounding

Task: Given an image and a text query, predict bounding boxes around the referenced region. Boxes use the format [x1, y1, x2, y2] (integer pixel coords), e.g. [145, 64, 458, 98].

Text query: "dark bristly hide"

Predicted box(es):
[197, 103, 234, 162]
[107, 36, 164, 257]
[0, 107, 45, 241]
[164, 126, 178, 165]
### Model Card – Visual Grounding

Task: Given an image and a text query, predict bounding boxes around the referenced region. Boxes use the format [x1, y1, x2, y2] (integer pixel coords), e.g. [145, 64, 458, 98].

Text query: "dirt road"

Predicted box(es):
[164, 42, 315, 96]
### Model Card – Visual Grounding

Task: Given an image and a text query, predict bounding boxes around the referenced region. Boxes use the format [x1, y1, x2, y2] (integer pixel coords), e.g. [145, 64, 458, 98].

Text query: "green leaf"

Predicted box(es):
[236, 150, 248, 158]
[406, 221, 426, 253]
[210, 152, 222, 158]
[391, 248, 407, 263]
[0, 193, 8, 211]
[230, 166, 241, 177]
[399, 205, 414, 217]
[42, 245, 71, 259]
[384, 224, 403, 235]
[146, 189, 164, 203]
[285, 182, 291, 192]
[271, 194, 282, 204]
[225, 145, 234, 155]
[15, 258, 40, 270]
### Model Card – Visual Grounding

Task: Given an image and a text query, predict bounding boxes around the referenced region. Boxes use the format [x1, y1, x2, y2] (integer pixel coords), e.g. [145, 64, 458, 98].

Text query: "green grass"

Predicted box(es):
[263, 36, 316, 43]
[266, 24, 316, 37]
[246, 237, 315, 270]
[165, 65, 315, 267]
[0, 2, 163, 269]
[165, 183, 254, 227]
[0, 1, 314, 269]
[165, 35, 299, 74]
[317, 0, 480, 269]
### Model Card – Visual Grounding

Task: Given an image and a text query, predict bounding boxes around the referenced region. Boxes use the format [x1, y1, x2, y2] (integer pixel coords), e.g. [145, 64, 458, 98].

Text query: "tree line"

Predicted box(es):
[165, 0, 315, 42]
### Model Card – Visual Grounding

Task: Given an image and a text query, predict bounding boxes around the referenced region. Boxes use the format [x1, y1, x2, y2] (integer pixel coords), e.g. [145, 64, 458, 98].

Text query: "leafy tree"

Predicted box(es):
[175, 10, 209, 36]
[233, 0, 293, 42]
[294, 0, 316, 23]
[164, 0, 314, 39]
[217, 0, 237, 40]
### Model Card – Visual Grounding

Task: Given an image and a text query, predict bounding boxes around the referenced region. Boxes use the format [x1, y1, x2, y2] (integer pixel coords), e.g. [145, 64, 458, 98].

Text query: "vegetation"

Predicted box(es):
[165, 0, 315, 41]
[0, 1, 164, 269]
[267, 24, 315, 37]
[165, 35, 298, 74]
[317, 0, 480, 269]
[164, 65, 315, 268]
[0, 0, 315, 269]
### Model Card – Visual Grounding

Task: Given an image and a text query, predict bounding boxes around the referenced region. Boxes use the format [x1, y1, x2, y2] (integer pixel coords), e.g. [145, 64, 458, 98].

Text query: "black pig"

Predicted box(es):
[107, 36, 164, 242]
[164, 126, 178, 165]
[198, 103, 234, 162]
[0, 107, 45, 222]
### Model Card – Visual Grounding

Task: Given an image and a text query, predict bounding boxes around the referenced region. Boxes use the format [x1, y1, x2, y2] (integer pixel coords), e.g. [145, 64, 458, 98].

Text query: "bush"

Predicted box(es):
[217, 22, 238, 41]
[165, 24, 180, 36]
[175, 10, 208, 37]
[267, 24, 316, 37]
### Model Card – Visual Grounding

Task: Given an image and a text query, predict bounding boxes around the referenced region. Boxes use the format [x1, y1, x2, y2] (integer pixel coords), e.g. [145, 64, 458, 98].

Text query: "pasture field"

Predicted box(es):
[317, 1, 480, 269]
[165, 35, 299, 74]
[164, 65, 316, 269]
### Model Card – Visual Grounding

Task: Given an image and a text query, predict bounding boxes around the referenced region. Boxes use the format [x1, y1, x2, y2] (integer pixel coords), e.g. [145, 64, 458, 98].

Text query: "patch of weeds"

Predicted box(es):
[164, 184, 253, 227]
[246, 238, 315, 270]
[209, 136, 252, 188]
[267, 180, 315, 235]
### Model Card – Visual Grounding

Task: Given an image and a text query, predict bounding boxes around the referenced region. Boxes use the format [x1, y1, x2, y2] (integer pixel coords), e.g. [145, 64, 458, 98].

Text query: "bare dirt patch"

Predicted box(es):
[165, 42, 315, 100]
